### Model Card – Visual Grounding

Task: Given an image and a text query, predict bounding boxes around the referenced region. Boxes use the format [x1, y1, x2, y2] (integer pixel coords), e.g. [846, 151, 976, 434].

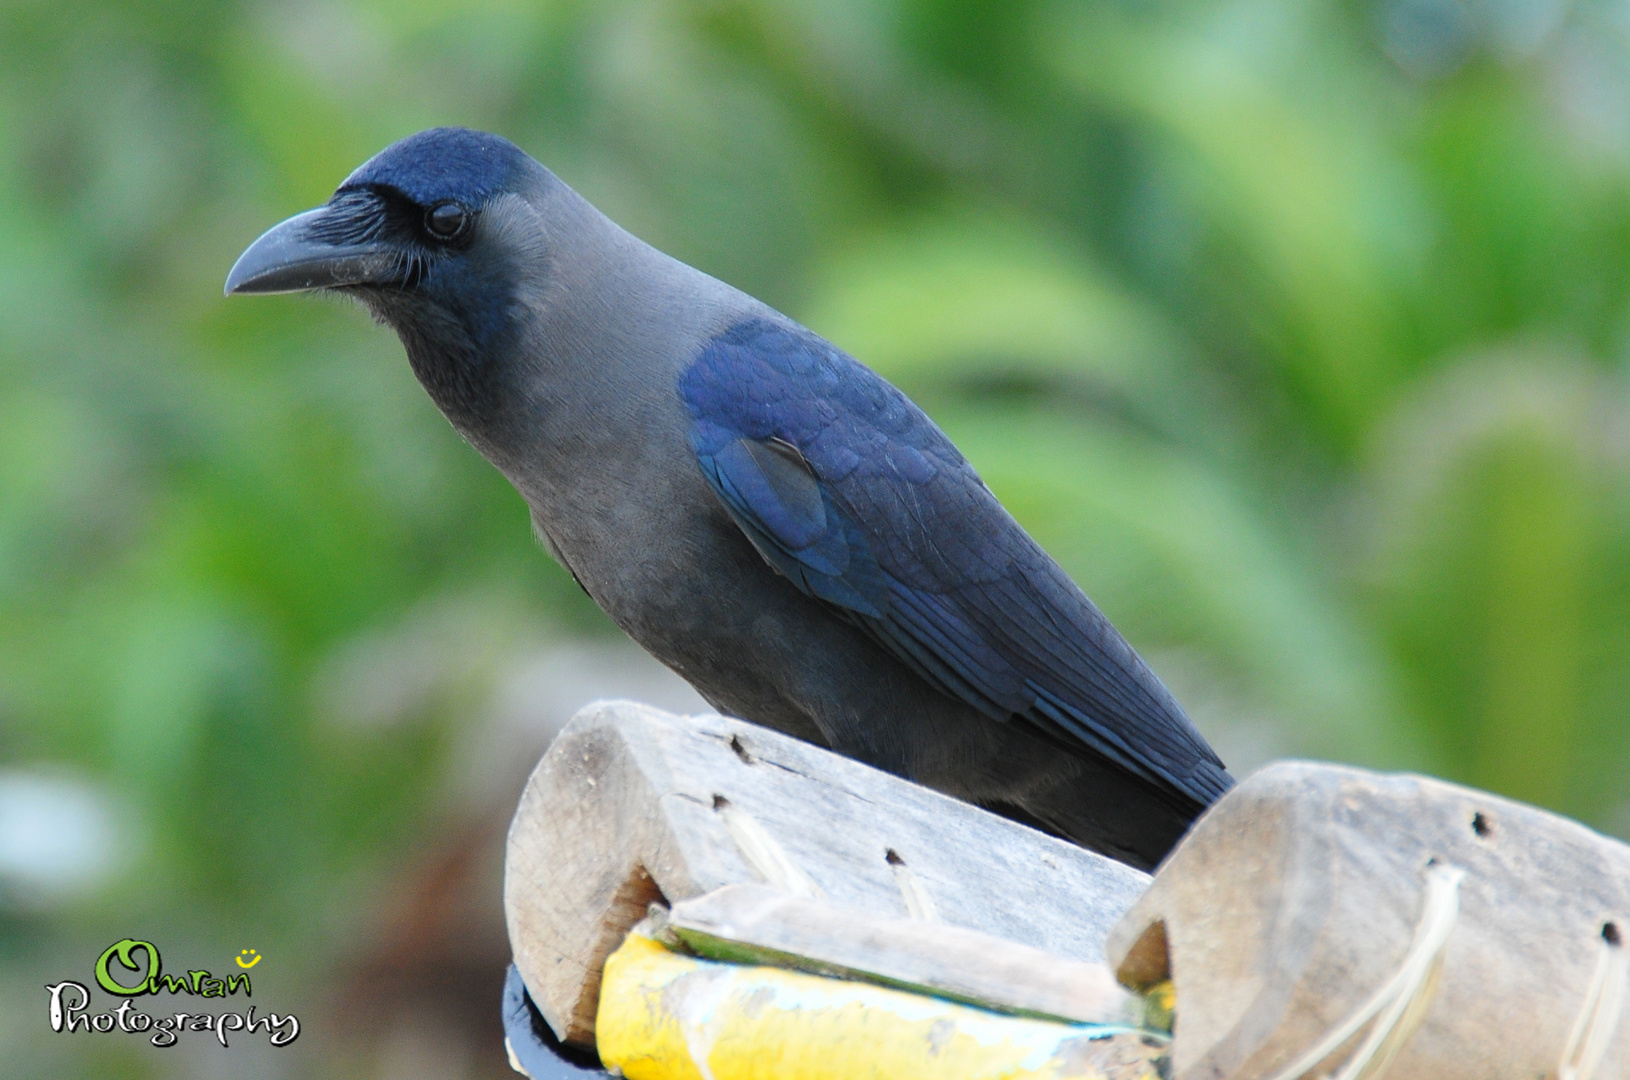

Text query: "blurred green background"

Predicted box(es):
[5, 0, 1630, 1074]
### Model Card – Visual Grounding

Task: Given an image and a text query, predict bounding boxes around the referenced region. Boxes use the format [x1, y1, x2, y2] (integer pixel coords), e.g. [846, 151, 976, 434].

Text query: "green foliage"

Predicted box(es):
[4, 0, 1630, 1070]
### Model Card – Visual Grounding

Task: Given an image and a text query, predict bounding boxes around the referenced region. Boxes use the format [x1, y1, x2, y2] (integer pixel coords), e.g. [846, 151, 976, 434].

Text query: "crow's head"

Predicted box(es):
[225, 128, 541, 298]
[226, 127, 557, 418]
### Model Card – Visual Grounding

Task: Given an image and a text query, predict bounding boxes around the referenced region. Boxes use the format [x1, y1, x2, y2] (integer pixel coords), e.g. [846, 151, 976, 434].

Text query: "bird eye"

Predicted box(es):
[425, 202, 468, 239]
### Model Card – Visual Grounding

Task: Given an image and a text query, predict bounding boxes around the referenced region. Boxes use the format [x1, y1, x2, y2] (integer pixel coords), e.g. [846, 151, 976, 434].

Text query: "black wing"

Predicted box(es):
[680, 318, 1231, 810]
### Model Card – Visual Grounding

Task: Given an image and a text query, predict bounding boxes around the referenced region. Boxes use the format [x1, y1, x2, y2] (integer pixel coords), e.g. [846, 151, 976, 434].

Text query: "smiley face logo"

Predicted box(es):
[236, 949, 261, 969]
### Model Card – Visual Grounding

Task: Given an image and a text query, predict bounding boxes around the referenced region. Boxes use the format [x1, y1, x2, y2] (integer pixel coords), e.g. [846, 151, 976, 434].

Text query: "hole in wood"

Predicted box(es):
[1115, 919, 1171, 991]
[729, 735, 752, 763]
[885, 848, 904, 866]
[570, 863, 666, 1046]
[1471, 812, 1492, 838]
[1605, 921, 1622, 947]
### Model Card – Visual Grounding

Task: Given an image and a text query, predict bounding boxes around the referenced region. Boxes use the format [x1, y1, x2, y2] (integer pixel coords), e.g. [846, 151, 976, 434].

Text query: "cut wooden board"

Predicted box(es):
[504, 700, 1149, 1046]
[667, 883, 1144, 1026]
[1108, 761, 1630, 1080]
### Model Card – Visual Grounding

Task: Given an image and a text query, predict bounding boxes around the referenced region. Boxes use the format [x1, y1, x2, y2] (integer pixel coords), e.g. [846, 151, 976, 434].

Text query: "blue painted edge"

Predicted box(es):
[502, 963, 610, 1079]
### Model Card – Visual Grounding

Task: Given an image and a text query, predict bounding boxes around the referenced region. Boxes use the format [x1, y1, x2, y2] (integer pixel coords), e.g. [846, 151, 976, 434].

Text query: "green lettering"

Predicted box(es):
[227, 972, 251, 996]
[95, 940, 159, 996]
[200, 977, 225, 997]
[189, 970, 209, 993]
[157, 973, 195, 994]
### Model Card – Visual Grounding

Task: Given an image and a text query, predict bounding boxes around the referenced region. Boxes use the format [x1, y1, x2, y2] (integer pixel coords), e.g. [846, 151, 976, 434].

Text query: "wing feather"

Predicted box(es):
[681, 318, 1230, 809]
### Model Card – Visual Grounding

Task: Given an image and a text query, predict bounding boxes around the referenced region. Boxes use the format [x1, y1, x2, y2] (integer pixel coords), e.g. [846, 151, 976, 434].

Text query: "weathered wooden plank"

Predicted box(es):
[504, 700, 1149, 1045]
[1107, 761, 1630, 1080]
[666, 882, 1143, 1026]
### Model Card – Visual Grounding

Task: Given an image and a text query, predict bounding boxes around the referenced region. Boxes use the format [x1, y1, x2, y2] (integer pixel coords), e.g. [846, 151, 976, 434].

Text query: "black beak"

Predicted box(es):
[224, 206, 399, 296]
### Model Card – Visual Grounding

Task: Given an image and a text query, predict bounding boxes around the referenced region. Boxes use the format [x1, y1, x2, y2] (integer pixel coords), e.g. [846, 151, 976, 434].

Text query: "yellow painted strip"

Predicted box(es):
[596, 933, 1166, 1080]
